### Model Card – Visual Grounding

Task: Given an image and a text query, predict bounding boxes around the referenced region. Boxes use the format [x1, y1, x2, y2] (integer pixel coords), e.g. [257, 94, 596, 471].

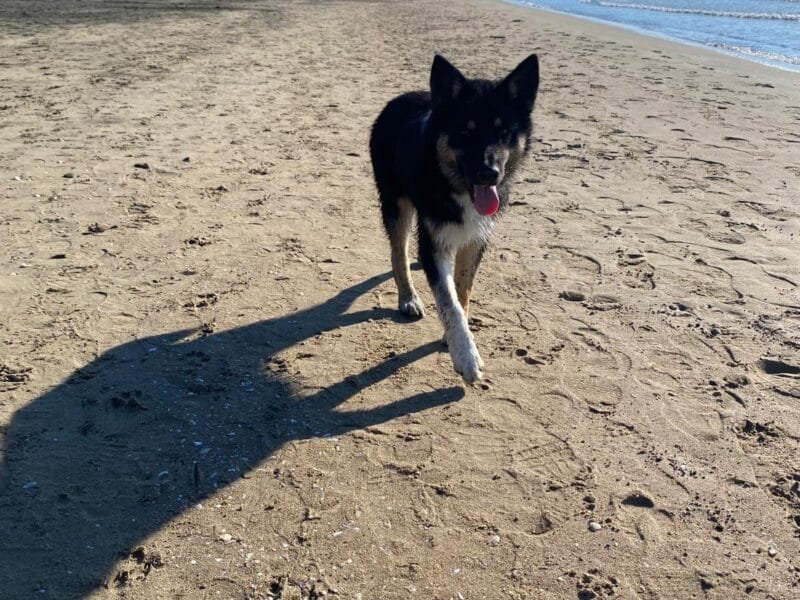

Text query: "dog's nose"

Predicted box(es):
[476, 165, 500, 186]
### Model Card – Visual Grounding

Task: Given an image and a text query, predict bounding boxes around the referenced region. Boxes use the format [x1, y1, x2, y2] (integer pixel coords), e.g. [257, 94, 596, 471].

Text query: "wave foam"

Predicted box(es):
[712, 43, 800, 65]
[581, 0, 800, 21]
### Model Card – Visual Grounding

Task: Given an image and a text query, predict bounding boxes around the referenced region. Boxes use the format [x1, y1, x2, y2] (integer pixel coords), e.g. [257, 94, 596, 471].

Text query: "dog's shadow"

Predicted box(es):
[0, 272, 461, 598]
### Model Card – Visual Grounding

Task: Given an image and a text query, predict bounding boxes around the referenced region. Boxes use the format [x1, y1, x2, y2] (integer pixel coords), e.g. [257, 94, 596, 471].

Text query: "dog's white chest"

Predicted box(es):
[435, 192, 494, 251]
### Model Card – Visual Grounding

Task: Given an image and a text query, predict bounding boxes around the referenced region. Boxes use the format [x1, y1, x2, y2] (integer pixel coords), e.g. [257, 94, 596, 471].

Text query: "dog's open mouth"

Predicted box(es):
[473, 185, 500, 217]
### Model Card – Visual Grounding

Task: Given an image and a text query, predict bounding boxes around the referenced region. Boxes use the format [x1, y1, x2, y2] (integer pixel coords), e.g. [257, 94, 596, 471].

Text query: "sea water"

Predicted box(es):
[510, 0, 800, 72]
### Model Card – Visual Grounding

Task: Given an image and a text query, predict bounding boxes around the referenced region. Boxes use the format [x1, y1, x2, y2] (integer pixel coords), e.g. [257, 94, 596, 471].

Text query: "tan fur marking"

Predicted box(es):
[436, 134, 462, 187]
[437, 134, 457, 163]
[388, 197, 417, 305]
[454, 242, 483, 316]
[484, 144, 510, 172]
[494, 117, 502, 128]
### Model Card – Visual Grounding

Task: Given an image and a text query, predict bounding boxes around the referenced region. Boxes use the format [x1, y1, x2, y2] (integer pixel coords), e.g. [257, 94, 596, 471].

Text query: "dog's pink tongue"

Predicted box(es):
[473, 185, 500, 216]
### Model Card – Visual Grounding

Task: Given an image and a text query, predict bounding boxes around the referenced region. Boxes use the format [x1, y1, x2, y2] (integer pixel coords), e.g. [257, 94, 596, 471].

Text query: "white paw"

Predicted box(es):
[399, 295, 425, 318]
[450, 338, 483, 384]
[445, 331, 482, 366]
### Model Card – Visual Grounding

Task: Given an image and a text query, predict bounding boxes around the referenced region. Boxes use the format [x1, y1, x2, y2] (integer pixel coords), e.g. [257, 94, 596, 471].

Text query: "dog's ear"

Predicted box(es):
[499, 54, 539, 112]
[430, 54, 467, 108]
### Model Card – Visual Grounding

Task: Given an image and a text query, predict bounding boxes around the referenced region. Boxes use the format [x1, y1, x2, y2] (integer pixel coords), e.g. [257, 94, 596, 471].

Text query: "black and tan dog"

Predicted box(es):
[369, 54, 540, 383]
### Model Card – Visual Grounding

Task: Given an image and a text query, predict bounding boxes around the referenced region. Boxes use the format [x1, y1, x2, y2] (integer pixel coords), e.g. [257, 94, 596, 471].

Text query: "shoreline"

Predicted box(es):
[492, 0, 800, 85]
[502, 0, 800, 75]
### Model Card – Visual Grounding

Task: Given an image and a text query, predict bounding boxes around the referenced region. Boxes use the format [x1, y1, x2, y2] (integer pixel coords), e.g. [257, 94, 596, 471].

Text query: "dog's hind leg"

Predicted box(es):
[383, 197, 425, 318]
[454, 241, 485, 318]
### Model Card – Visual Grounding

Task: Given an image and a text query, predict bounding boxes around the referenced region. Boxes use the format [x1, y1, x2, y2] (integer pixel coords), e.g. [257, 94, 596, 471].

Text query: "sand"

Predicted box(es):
[1, 0, 799, 598]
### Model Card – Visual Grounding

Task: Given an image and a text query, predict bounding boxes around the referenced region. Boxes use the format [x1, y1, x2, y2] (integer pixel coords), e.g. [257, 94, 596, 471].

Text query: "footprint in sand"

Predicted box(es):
[737, 200, 798, 222]
[705, 230, 746, 245]
[571, 568, 621, 599]
[446, 398, 589, 535]
[615, 490, 676, 549]
[656, 258, 742, 305]
[546, 245, 602, 279]
[555, 326, 632, 414]
[0, 364, 32, 392]
[759, 358, 799, 377]
[616, 249, 656, 290]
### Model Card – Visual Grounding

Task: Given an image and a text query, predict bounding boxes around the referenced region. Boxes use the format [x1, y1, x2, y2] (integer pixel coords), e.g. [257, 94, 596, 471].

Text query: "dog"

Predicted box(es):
[369, 53, 540, 384]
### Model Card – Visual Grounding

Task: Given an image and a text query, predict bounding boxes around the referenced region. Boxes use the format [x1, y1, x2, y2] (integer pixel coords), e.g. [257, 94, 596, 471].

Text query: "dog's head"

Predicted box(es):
[430, 54, 539, 216]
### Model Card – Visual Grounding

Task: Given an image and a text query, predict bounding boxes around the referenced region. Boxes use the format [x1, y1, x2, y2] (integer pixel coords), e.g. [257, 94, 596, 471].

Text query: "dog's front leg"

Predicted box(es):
[420, 231, 483, 384]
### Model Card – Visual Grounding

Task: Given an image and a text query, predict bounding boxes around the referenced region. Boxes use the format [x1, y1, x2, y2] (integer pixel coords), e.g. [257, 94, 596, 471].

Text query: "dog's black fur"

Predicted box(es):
[369, 54, 540, 383]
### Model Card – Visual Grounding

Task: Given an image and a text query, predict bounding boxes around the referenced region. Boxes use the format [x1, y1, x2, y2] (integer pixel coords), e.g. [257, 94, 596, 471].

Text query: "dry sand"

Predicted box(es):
[1, 0, 799, 598]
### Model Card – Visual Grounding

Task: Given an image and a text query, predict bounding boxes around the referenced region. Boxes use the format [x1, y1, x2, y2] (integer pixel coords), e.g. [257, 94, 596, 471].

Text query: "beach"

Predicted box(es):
[1, 0, 799, 598]
[508, 0, 800, 73]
